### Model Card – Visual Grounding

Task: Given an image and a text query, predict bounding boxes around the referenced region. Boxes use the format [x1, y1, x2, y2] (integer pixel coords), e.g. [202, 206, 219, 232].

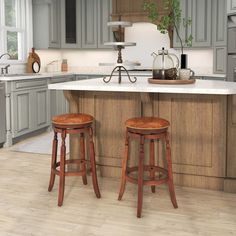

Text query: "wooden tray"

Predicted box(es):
[148, 78, 196, 85]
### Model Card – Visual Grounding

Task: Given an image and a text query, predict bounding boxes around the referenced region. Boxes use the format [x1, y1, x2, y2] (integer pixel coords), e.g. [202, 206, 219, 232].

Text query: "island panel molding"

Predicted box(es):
[50, 78, 236, 192]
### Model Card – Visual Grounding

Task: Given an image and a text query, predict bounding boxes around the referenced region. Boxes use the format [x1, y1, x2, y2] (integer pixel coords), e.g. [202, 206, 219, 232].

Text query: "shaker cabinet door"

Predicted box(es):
[213, 47, 227, 74]
[228, 27, 236, 53]
[173, 0, 188, 48]
[227, 0, 236, 14]
[12, 91, 33, 137]
[33, 0, 61, 49]
[97, 0, 113, 48]
[191, 0, 212, 47]
[81, 0, 98, 48]
[227, 55, 236, 82]
[212, 0, 227, 47]
[173, 0, 212, 48]
[35, 89, 50, 129]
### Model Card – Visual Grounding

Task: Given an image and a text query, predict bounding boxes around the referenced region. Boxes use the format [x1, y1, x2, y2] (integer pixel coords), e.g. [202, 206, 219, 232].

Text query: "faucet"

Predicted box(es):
[1, 64, 10, 74]
[0, 53, 11, 75]
[0, 53, 11, 60]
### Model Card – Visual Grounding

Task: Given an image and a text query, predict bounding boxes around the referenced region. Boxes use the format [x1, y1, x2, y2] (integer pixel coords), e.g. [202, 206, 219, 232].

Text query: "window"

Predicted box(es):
[0, 0, 31, 62]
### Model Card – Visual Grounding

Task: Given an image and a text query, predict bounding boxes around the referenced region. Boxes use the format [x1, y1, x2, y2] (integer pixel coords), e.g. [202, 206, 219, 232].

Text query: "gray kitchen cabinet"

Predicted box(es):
[81, 0, 98, 48]
[228, 27, 236, 53]
[227, 0, 236, 14]
[61, 0, 82, 48]
[173, 0, 188, 48]
[49, 75, 75, 117]
[227, 55, 236, 81]
[11, 80, 50, 138]
[33, 0, 61, 49]
[173, 0, 212, 48]
[3, 78, 50, 146]
[0, 82, 6, 145]
[212, 0, 227, 47]
[61, 0, 112, 49]
[97, 0, 113, 48]
[213, 47, 227, 74]
[191, 0, 212, 47]
[212, 0, 227, 74]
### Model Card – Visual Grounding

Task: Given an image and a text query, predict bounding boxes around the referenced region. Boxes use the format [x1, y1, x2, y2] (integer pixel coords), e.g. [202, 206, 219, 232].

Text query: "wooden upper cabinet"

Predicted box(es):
[112, 0, 169, 22]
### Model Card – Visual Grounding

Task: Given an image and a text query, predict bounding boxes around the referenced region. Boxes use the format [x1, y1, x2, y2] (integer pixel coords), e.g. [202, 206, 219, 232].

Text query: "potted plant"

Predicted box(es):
[143, 0, 193, 68]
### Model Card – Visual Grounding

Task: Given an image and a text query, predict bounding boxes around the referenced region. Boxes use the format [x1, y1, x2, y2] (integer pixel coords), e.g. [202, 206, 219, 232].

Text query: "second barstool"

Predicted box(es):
[48, 113, 101, 206]
[118, 117, 178, 217]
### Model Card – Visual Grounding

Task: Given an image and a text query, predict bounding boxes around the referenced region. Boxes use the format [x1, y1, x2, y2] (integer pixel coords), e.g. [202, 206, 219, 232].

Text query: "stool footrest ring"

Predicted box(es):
[52, 159, 90, 177]
[126, 165, 168, 186]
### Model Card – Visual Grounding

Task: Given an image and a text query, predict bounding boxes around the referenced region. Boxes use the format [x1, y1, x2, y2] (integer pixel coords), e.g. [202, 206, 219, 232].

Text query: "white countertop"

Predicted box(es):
[0, 72, 74, 81]
[48, 77, 236, 95]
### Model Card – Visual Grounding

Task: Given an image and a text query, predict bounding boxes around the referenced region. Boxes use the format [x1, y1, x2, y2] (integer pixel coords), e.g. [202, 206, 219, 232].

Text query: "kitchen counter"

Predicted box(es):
[48, 76, 236, 193]
[48, 77, 236, 95]
[0, 72, 75, 81]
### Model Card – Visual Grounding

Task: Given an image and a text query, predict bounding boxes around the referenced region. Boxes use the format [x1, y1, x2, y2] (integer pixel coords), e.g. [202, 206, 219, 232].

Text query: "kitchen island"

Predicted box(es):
[48, 78, 236, 193]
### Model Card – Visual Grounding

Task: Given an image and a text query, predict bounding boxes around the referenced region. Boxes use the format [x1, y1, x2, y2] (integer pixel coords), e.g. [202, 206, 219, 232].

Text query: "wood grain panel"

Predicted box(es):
[227, 95, 236, 178]
[158, 94, 227, 178]
[94, 92, 141, 175]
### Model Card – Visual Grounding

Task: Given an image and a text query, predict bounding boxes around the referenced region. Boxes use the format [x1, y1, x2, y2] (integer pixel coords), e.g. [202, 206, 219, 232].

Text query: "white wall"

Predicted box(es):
[36, 22, 214, 74]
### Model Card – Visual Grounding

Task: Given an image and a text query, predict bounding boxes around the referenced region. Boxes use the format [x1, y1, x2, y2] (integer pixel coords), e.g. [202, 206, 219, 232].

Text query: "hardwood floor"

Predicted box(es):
[0, 148, 236, 236]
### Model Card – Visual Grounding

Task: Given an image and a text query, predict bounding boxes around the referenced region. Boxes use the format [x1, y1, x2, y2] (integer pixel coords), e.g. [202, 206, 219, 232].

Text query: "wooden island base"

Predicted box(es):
[64, 90, 236, 193]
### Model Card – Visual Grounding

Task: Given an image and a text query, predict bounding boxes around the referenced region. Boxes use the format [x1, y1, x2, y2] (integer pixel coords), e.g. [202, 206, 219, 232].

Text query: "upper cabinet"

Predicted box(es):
[33, 0, 113, 49]
[212, 0, 227, 74]
[173, 0, 212, 48]
[190, 0, 212, 47]
[60, 0, 113, 49]
[97, 0, 114, 48]
[227, 0, 236, 14]
[32, 0, 61, 49]
[60, 0, 82, 48]
[212, 0, 227, 47]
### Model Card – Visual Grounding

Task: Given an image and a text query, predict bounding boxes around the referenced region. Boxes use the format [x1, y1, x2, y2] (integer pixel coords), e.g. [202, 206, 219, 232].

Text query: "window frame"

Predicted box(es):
[0, 0, 32, 64]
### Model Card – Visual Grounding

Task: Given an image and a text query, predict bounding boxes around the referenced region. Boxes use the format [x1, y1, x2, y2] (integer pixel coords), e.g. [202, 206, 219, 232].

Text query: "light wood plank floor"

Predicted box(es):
[0, 148, 236, 236]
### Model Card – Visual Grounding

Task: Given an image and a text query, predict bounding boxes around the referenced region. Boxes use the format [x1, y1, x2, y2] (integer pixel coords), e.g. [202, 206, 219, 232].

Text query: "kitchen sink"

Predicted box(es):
[1, 73, 41, 77]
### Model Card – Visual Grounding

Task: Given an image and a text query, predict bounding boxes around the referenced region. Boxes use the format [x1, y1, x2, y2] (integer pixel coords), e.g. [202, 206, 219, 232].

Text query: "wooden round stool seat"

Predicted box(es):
[48, 113, 101, 207]
[125, 117, 169, 132]
[52, 113, 94, 126]
[118, 116, 178, 218]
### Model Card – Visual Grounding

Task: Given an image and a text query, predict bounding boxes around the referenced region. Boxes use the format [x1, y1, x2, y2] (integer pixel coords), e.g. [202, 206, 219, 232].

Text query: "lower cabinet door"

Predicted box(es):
[35, 88, 50, 129]
[12, 90, 33, 137]
[12, 87, 50, 138]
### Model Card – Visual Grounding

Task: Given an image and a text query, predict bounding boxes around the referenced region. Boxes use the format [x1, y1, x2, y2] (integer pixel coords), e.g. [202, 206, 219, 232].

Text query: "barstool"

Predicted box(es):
[48, 113, 101, 206]
[118, 117, 178, 218]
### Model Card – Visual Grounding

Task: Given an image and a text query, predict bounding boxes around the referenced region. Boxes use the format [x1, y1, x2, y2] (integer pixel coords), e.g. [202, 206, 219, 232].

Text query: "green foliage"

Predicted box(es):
[143, 0, 193, 53]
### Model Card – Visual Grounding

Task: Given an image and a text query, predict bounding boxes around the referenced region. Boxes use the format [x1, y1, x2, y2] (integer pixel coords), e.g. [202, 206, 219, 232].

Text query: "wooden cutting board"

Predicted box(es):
[27, 48, 41, 73]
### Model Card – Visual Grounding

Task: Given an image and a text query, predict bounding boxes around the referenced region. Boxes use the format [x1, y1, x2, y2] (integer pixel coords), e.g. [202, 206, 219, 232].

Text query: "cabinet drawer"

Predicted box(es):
[12, 79, 47, 91]
[50, 76, 74, 83]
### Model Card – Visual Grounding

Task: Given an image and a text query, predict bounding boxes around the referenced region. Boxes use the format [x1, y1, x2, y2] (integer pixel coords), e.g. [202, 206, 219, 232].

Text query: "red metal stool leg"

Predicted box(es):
[80, 133, 88, 185]
[118, 130, 129, 200]
[58, 130, 66, 206]
[137, 135, 145, 218]
[88, 127, 101, 198]
[165, 132, 178, 209]
[48, 130, 58, 192]
[150, 139, 156, 193]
